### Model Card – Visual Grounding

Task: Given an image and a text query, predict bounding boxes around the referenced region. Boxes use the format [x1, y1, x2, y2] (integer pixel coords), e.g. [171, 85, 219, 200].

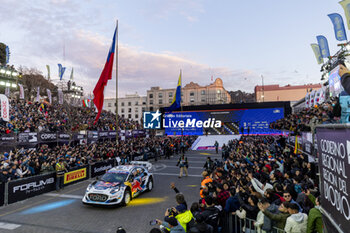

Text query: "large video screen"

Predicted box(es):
[329, 66, 344, 97]
[163, 108, 284, 135]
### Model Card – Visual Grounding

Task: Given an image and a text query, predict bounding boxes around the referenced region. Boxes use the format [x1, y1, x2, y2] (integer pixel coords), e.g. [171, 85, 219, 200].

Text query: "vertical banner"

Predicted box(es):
[0, 94, 10, 122]
[310, 44, 324, 64]
[339, 0, 350, 30]
[5, 46, 9, 64]
[316, 126, 350, 233]
[4, 87, 10, 97]
[46, 65, 50, 81]
[46, 89, 52, 104]
[328, 13, 348, 41]
[319, 86, 326, 104]
[309, 90, 316, 107]
[58, 63, 66, 80]
[18, 84, 24, 99]
[317, 35, 331, 58]
[58, 89, 63, 105]
[36, 87, 40, 102]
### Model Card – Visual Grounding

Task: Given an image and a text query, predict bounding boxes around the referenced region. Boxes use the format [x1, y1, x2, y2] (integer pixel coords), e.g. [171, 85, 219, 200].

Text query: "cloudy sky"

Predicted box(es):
[0, 0, 345, 97]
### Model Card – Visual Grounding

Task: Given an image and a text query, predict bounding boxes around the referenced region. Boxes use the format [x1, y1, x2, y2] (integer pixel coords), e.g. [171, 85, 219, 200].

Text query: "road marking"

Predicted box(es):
[20, 199, 76, 215]
[187, 185, 198, 187]
[44, 193, 84, 199]
[0, 222, 21, 230]
[200, 153, 212, 155]
[153, 172, 202, 177]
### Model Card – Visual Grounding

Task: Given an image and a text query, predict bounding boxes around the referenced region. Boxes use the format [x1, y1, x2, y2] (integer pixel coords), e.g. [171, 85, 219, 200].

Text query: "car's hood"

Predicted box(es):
[92, 181, 121, 190]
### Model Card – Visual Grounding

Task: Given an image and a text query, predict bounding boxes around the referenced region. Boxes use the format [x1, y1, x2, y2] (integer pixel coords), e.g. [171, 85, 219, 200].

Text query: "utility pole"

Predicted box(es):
[261, 75, 265, 102]
[115, 20, 119, 146]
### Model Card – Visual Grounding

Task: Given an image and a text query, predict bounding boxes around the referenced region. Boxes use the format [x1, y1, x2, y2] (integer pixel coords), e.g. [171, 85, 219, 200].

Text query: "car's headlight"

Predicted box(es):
[110, 186, 120, 194]
[86, 184, 92, 192]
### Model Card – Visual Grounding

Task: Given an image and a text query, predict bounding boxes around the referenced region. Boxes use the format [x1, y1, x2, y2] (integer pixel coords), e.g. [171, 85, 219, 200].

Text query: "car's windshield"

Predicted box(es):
[101, 172, 128, 183]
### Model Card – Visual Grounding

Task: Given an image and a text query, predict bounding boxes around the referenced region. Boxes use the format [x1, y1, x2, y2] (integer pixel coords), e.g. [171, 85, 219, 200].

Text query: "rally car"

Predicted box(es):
[82, 161, 153, 206]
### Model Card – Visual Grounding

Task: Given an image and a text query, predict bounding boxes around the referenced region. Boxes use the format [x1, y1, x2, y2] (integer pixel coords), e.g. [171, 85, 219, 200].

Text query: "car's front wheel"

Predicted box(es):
[147, 178, 153, 191]
[122, 190, 131, 206]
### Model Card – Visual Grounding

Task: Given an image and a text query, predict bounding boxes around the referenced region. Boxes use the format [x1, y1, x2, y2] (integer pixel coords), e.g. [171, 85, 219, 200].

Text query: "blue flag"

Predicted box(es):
[328, 13, 347, 41]
[165, 71, 181, 112]
[58, 63, 66, 80]
[316, 36, 330, 58]
[5, 46, 9, 64]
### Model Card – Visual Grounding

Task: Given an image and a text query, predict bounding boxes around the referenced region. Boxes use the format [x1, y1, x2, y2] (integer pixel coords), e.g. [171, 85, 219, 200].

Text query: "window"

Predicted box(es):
[190, 98, 195, 103]
[135, 114, 139, 119]
[135, 108, 138, 112]
[149, 94, 153, 98]
[142, 102, 146, 105]
[128, 108, 132, 113]
[190, 92, 194, 96]
[169, 99, 172, 103]
[128, 102, 131, 106]
[150, 107, 154, 111]
[121, 102, 124, 106]
[114, 103, 117, 106]
[122, 114, 125, 118]
[158, 93, 163, 98]
[169, 92, 173, 97]
[159, 99, 163, 104]
[201, 90, 205, 95]
[121, 108, 124, 113]
[142, 107, 146, 112]
[135, 101, 138, 106]
[201, 98, 206, 102]
[108, 103, 112, 107]
[150, 100, 153, 105]
[128, 114, 131, 119]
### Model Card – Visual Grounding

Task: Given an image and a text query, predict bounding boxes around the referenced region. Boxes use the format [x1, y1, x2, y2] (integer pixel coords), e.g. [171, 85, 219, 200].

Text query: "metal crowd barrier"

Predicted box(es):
[222, 212, 285, 233]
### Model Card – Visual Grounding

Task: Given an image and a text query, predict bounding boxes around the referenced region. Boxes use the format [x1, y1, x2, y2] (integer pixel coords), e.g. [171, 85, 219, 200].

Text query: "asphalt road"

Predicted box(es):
[0, 150, 221, 233]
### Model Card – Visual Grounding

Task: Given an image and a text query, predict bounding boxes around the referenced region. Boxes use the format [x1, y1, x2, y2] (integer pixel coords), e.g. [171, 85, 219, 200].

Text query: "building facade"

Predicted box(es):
[146, 78, 231, 111]
[103, 93, 147, 123]
[255, 84, 322, 103]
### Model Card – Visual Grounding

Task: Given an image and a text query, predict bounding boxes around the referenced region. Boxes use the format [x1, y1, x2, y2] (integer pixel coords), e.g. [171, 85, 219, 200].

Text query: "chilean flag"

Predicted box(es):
[93, 26, 117, 124]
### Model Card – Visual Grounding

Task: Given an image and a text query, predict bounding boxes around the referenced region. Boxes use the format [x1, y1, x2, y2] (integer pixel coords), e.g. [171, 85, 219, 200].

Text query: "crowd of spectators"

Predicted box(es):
[0, 99, 141, 136]
[0, 136, 196, 183]
[153, 136, 322, 233]
[270, 100, 338, 135]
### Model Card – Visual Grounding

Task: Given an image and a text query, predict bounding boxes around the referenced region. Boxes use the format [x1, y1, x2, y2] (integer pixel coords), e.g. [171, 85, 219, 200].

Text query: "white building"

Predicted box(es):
[103, 93, 147, 123]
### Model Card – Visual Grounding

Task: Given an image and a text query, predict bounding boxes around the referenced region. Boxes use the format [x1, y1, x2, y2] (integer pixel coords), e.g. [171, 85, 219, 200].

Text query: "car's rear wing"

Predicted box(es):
[130, 161, 153, 171]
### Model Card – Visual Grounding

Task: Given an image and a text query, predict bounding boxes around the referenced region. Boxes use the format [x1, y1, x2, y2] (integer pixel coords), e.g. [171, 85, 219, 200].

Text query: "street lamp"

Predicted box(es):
[261, 75, 265, 102]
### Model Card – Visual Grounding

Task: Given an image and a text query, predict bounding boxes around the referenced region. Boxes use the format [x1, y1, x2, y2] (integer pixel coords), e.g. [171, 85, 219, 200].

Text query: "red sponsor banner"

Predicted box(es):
[64, 168, 86, 184]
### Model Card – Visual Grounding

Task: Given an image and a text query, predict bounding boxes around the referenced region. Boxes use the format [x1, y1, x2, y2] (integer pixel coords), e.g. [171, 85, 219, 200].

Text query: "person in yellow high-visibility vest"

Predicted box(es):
[56, 158, 67, 191]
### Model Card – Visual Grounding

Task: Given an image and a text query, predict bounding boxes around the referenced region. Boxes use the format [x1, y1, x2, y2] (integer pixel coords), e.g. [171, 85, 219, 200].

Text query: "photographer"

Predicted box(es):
[156, 215, 185, 233]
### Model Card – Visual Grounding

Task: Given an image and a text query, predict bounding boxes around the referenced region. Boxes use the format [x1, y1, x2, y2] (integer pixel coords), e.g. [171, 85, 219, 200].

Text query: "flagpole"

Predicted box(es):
[115, 20, 119, 146]
[180, 69, 184, 156]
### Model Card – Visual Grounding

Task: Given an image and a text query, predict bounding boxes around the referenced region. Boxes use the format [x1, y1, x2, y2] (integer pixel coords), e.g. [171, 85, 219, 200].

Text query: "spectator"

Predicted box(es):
[156, 217, 185, 233]
[306, 197, 323, 233]
[260, 201, 290, 230]
[199, 196, 220, 232]
[284, 203, 308, 233]
[188, 214, 213, 233]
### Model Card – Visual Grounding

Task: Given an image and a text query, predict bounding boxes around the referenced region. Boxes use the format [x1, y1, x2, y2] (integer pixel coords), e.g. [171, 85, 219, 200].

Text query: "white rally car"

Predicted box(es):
[82, 161, 153, 206]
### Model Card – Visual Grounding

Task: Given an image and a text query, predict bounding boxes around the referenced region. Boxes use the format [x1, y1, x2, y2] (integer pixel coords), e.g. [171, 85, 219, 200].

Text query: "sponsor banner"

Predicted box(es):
[18, 132, 38, 143]
[8, 173, 55, 204]
[0, 182, 4, 206]
[108, 131, 117, 139]
[39, 132, 57, 142]
[91, 159, 115, 177]
[0, 133, 16, 143]
[74, 133, 86, 141]
[302, 132, 313, 156]
[87, 131, 98, 143]
[64, 167, 88, 185]
[316, 127, 350, 233]
[98, 131, 109, 138]
[58, 132, 71, 141]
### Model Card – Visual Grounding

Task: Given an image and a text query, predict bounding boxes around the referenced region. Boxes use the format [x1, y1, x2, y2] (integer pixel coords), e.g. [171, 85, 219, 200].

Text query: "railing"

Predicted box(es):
[222, 212, 285, 233]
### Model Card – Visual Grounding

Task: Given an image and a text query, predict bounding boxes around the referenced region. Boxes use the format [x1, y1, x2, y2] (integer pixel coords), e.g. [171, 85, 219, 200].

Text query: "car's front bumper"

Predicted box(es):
[82, 192, 124, 205]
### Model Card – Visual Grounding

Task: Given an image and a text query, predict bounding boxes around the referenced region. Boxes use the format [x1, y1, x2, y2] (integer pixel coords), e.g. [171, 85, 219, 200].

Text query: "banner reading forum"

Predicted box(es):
[317, 126, 350, 233]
